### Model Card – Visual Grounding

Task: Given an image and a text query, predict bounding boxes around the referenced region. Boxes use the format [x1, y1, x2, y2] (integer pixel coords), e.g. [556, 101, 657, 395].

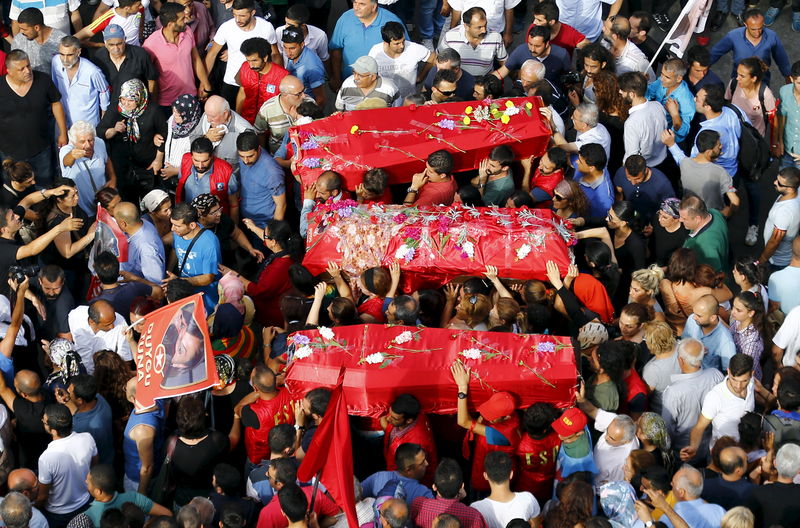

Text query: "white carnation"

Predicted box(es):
[460, 348, 482, 360]
[461, 241, 474, 258]
[364, 352, 385, 364]
[294, 346, 313, 359]
[318, 326, 335, 340]
[516, 244, 531, 259]
[394, 331, 413, 344]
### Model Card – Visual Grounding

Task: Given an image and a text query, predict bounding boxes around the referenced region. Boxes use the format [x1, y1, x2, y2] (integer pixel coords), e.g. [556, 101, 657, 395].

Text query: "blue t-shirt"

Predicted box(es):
[362, 471, 433, 506]
[239, 149, 285, 226]
[173, 228, 221, 313]
[85, 492, 154, 526]
[330, 8, 406, 78]
[574, 170, 615, 219]
[73, 394, 115, 466]
[505, 43, 571, 84]
[286, 47, 326, 96]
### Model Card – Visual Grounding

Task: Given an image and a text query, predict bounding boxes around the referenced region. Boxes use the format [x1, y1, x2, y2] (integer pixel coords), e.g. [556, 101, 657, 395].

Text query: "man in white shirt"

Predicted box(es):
[470, 452, 540, 528]
[38, 403, 97, 528]
[204, 0, 280, 107]
[446, 0, 520, 48]
[680, 353, 754, 463]
[619, 71, 667, 166]
[548, 102, 611, 159]
[601, 16, 655, 81]
[772, 305, 800, 367]
[758, 167, 800, 269]
[66, 300, 131, 375]
[555, 0, 622, 42]
[369, 21, 434, 100]
[440, 7, 507, 76]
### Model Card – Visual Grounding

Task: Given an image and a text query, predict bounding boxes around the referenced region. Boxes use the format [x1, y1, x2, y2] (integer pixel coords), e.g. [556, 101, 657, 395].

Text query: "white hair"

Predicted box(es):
[677, 338, 703, 368]
[675, 464, 703, 499]
[721, 506, 754, 528]
[776, 443, 800, 479]
[612, 414, 636, 443]
[68, 121, 96, 145]
[575, 103, 599, 128]
[521, 59, 546, 81]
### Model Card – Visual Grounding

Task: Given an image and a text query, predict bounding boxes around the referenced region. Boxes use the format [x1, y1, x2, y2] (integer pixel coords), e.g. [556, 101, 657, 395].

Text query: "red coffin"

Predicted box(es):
[283, 325, 578, 417]
[290, 97, 552, 191]
[303, 203, 576, 292]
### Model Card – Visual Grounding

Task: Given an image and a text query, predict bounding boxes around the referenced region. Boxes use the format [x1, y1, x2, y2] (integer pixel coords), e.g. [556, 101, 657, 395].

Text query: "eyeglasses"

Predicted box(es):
[776, 179, 797, 189]
[282, 90, 304, 97]
[554, 194, 565, 200]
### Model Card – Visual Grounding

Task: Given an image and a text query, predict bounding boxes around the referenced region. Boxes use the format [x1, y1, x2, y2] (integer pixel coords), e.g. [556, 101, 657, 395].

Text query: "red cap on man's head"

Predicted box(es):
[477, 392, 515, 422]
[552, 407, 587, 437]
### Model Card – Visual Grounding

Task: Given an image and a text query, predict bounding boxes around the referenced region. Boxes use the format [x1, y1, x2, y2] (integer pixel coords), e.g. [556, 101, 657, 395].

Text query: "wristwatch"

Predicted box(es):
[457, 391, 468, 399]
[406, 187, 419, 194]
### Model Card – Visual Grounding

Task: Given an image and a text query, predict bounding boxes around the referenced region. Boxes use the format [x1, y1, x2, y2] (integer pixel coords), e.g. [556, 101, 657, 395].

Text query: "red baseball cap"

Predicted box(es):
[552, 407, 587, 437]
[477, 392, 515, 422]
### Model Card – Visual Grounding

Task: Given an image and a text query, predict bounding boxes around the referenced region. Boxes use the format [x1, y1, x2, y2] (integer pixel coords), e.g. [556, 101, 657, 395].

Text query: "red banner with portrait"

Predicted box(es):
[133, 294, 218, 410]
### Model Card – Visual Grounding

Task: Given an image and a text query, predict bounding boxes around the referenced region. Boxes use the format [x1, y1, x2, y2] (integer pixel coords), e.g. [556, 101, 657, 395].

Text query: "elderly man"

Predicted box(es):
[334, 55, 399, 111]
[0, 493, 33, 528]
[369, 21, 434, 101]
[65, 300, 131, 374]
[679, 195, 730, 272]
[113, 202, 166, 285]
[200, 95, 254, 167]
[680, 353, 754, 463]
[497, 25, 569, 86]
[746, 444, 800, 527]
[646, 58, 695, 144]
[299, 171, 346, 237]
[255, 75, 313, 154]
[700, 446, 755, 509]
[661, 465, 725, 528]
[601, 16, 655, 81]
[51, 36, 109, 128]
[440, 7, 506, 77]
[329, 0, 404, 90]
[12, 8, 67, 73]
[92, 24, 158, 105]
[59, 121, 116, 217]
[6, 470, 49, 528]
[682, 295, 737, 373]
[0, 49, 67, 188]
[547, 103, 610, 159]
[422, 48, 475, 100]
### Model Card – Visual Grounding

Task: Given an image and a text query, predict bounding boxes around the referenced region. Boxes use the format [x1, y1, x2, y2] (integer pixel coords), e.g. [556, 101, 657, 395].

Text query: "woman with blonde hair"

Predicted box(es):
[629, 265, 665, 321]
[641, 321, 679, 414]
[443, 287, 491, 331]
[721, 506, 754, 528]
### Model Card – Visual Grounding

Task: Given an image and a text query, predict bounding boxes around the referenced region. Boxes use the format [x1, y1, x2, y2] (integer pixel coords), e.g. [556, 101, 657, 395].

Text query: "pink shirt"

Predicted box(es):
[143, 28, 197, 106]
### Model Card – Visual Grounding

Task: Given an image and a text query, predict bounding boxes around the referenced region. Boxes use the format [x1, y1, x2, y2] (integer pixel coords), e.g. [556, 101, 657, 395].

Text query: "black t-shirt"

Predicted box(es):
[41, 208, 90, 272]
[97, 104, 168, 169]
[0, 183, 36, 209]
[0, 238, 22, 286]
[745, 482, 800, 528]
[90, 45, 159, 105]
[13, 397, 50, 470]
[0, 72, 61, 159]
[31, 277, 75, 340]
[651, 223, 689, 267]
[171, 430, 230, 506]
[95, 282, 153, 322]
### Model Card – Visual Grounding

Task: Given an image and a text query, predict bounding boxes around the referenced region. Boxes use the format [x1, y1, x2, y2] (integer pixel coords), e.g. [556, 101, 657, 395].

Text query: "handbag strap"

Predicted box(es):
[79, 159, 100, 195]
[178, 228, 209, 276]
[163, 434, 178, 463]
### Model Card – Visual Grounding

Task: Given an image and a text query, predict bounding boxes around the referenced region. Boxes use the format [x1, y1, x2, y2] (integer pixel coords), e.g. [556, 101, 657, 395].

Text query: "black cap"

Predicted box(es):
[281, 25, 304, 44]
[12, 205, 25, 218]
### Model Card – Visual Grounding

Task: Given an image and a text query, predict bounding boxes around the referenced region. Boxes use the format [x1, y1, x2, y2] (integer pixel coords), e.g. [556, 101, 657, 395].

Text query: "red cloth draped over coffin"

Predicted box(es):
[284, 325, 578, 417]
[290, 97, 552, 191]
[302, 203, 576, 292]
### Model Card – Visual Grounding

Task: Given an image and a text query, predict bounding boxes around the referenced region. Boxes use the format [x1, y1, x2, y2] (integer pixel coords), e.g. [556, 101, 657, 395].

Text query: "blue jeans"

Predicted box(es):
[780, 152, 800, 169]
[0, 146, 56, 188]
[418, 0, 444, 39]
[716, 0, 745, 14]
[733, 172, 762, 227]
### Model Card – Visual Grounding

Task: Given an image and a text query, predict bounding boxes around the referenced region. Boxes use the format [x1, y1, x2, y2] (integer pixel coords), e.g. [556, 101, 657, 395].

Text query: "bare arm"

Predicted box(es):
[53, 223, 96, 259]
[16, 216, 82, 260]
[451, 362, 486, 435]
[132, 426, 156, 493]
[0, 279, 28, 359]
[327, 262, 351, 299]
[204, 42, 223, 74]
[306, 282, 326, 327]
[759, 227, 787, 264]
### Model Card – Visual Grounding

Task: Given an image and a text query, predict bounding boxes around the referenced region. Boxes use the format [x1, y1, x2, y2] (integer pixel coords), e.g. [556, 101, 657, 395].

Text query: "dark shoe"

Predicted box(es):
[653, 13, 672, 32]
[709, 10, 726, 32]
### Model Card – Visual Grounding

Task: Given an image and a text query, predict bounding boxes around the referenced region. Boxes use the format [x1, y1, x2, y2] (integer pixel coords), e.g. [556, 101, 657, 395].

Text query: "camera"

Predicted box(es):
[8, 265, 39, 284]
[560, 70, 582, 86]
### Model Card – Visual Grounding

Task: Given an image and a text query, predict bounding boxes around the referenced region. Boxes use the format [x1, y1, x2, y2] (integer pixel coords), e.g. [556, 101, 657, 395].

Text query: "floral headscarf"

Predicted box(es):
[214, 354, 236, 388]
[118, 79, 148, 143]
[171, 94, 202, 139]
[45, 338, 83, 386]
[599, 481, 638, 528]
[638, 412, 671, 451]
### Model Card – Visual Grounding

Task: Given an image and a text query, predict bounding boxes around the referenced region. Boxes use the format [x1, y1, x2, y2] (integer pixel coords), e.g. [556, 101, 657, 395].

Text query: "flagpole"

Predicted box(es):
[647, 0, 700, 69]
[307, 469, 322, 517]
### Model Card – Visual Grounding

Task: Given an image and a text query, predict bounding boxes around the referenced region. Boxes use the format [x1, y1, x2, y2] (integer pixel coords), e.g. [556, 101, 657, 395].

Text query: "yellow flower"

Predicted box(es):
[505, 100, 515, 108]
[463, 116, 471, 125]
[525, 102, 533, 110]
[350, 125, 359, 134]
[465, 106, 474, 114]
[500, 114, 510, 124]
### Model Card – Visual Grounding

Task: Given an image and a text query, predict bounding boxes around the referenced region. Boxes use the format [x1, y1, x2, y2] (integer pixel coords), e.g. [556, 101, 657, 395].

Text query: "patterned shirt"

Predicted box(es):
[729, 319, 763, 380]
[410, 497, 488, 528]
[440, 25, 507, 77]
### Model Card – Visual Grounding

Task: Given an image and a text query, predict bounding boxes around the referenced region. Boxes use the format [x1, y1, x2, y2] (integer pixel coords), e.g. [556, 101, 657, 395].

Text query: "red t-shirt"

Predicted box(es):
[358, 296, 386, 323]
[514, 432, 561, 501]
[416, 178, 457, 207]
[526, 22, 586, 57]
[531, 168, 564, 208]
[256, 486, 340, 528]
[238, 62, 289, 124]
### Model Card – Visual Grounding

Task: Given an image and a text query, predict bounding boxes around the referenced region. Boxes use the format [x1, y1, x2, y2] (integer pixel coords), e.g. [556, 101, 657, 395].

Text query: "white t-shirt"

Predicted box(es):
[471, 492, 540, 528]
[101, 0, 153, 22]
[448, 0, 520, 34]
[555, 0, 614, 42]
[368, 41, 430, 99]
[701, 377, 755, 448]
[38, 432, 97, 514]
[213, 17, 278, 86]
[763, 196, 800, 266]
[773, 305, 800, 366]
[9, 0, 80, 34]
[67, 305, 132, 374]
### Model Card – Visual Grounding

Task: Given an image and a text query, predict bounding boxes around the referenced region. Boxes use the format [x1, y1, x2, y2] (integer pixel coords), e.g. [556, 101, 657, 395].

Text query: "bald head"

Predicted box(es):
[279, 75, 304, 94]
[7, 469, 37, 494]
[204, 95, 229, 115]
[114, 202, 141, 227]
[719, 446, 747, 477]
[381, 498, 409, 528]
[693, 294, 719, 318]
[14, 370, 40, 397]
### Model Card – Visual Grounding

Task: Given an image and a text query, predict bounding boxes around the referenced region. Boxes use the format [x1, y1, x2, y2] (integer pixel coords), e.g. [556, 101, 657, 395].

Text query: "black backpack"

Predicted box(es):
[725, 98, 771, 181]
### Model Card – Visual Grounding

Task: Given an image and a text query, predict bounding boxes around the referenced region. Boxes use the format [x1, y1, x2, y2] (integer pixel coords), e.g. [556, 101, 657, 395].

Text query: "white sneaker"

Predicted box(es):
[745, 225, 759, 246]
[421, 38, 434, 51]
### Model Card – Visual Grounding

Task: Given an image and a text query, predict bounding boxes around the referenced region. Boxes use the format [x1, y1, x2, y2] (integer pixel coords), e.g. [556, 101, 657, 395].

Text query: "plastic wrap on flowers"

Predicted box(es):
[303, 203, 575, 292]
[289, 97, 552, 191]
[283, 325, 578, 417]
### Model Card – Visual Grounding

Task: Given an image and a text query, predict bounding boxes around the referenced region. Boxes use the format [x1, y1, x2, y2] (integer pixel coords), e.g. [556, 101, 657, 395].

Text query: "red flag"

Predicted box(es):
[297, 371, 358, 528]
[133, 294, 219, 410]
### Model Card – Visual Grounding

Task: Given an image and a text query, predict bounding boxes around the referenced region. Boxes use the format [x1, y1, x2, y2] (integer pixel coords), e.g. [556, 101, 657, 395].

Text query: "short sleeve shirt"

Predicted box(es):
[369, 41, 430, 99]
[173, 229, 221, 312]
[0, 72, 62, 158]
[701, 378, 755, 447]
[447, 0, 520, 33]
[213, 17, 278, 86]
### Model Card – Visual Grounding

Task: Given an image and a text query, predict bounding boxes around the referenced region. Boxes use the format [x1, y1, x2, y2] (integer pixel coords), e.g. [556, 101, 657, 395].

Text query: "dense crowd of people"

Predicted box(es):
[0, 0, 799, 526]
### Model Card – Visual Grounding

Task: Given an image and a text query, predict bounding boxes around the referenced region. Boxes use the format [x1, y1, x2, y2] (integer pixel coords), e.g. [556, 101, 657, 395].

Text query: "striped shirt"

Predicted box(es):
[9, 0, 79, 35]
[334, 75, 399, 112]
[439, 26, 507, 76]
[84, 8, 142, 45]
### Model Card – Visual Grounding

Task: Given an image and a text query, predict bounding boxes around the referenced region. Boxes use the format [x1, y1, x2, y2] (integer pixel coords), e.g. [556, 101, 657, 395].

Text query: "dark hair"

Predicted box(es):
[329, 297, 358, 325]
[190, 136, 214, 156]
[94, 251, 120, 285]
[489, 145, 514, 166]
[90, 465, 117, 494]
[18, 7, 44, 26]
[285, 3, 309, 23]
[522, 402, 557, 437]
[363, 168, 388, 196]
[581, 43, 614, 71]
[462, 277, 491, 296]
[700, 83, 726, 113]
[236, 130, 260, 151]
[433, 68, 458, 87]
[640, 465, 671, 492]
[96, 187, 120, 211]
[620, 303, 653, 327]
[277, 483, 307, 523]
[578, 143, 607, 171]
[462, 6, 486, 24]
[288, 264, 316, 296]
[391, 295, 419, 325]
[630, 11, 652, 32]
[457, 185, 484, 206]
[584, 239, 620, 290]
[680, 194, 709, 218]
[417, 289, 445, 328]
[696, 129, 721, 153]
[733, 256, 763, 287]
[427, 149, 454, 175]
[166, 279, 194, 303]
[381, 21, 405, 42]
[666, 248, 697, 283]
[280, 25, 304, 44]
[528, 24, 550, 42]
[778, 376, 800, 411]
[176, 395, 207, 437]
[297, 101, 324, 119]
[792, 60, 800, 78]
[117, 0, 140, 8]
[617, 71, 648, 97]
[780, 166, 800, 188]
[252, 364, 276, 393]
[213, 464, 241, 496]
[361, 266, 392, 297]
[473, 74, 502, 99]
[265, 219, 304, 262]
[584, 519, 613, 528]
[69, 374, 98, 403]
[596, 341, 627, 387]
[159, 2, 184, 26]
[395, 442, 424, 471]
[526, 303, 552, 334]
[171, 201, 198, 224]
[433, 458, 463, 499]
[231, 0, 255, 10]
[101, 509, 129, 528]
[39, 265, 65, 283]
[391, 393, 421, 420]
[545, 480, 593, 528]
[733, 290, 768, 355]
[2, 159, 33, 184]
[305, 387, 331, 417]
[219, 508, 244, 528]
[738, 57, 768, 84]
[529, 80, 554, 106]
[612, 200, 644, 234]
[743, 7, 763, 20]
[271, 457, 298, 485]
[268, 424, 296, 455]
[44, 403, 73, 436]
[624, 155, 647, 177]
[533, 1, 559, 21]
[728, 353, 754, 376]
[547, 147, 568, 171]
[484, 451, 512, 483]
[687, 45, 711, 67]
